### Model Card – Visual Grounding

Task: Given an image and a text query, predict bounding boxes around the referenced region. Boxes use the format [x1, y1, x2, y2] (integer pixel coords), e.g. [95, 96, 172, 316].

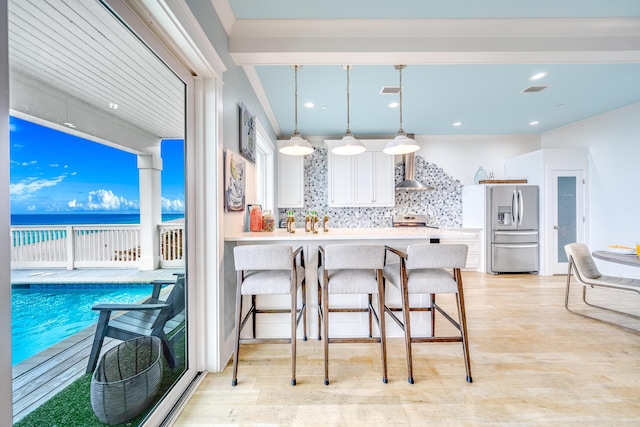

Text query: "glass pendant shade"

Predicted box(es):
[279, 65, 313, 156]
[332, 65, 365, 156]
[384, 65, 420, 155]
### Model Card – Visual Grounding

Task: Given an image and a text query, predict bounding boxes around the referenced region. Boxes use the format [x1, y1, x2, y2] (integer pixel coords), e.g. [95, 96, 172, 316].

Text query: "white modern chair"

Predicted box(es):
[564, 242, 640, 328]
[232, 244, 307, 386]
[383, 244, 472, 384]
[318, 244, 387, 385]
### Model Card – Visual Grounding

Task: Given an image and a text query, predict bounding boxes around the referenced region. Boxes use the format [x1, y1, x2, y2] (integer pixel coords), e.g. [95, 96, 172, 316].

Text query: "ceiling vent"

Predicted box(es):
[380, 86, 401, 94]
[522, 85, 550, 93]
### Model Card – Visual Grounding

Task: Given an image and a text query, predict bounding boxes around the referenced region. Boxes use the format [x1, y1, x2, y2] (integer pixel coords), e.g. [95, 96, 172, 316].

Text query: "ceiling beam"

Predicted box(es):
[229, 18, 640, 65]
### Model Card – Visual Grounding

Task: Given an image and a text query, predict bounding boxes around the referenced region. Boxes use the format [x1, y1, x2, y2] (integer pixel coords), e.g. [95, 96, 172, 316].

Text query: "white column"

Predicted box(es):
[138, 150, 162, 270]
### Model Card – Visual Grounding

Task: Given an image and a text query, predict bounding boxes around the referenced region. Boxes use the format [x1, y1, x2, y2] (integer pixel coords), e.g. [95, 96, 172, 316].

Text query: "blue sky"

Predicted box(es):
[9, 116, 185, 215]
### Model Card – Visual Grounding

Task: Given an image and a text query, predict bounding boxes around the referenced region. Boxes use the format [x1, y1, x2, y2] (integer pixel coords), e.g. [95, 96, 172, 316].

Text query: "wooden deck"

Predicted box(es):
[11, 267, 182, 424]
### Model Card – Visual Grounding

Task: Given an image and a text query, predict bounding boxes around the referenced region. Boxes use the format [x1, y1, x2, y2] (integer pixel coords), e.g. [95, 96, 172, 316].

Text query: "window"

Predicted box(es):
[255, 125, 275, 212]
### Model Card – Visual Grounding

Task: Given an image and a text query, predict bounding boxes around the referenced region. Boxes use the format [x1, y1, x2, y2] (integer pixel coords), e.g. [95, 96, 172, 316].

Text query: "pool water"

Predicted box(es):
[11, 284, 154, 365]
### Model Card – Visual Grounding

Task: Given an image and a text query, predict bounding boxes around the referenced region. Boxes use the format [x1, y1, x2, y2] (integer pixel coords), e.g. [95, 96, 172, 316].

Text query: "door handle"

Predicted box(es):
[553, 226, 560, 230]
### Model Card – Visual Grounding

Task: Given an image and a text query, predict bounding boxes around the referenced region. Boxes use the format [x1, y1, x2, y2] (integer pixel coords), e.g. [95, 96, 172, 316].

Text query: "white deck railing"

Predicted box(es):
[10, 223, 185, 269]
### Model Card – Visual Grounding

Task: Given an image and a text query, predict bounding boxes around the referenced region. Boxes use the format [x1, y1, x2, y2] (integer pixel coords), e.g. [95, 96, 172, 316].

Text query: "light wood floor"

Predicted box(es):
[175, 272, 640, 426]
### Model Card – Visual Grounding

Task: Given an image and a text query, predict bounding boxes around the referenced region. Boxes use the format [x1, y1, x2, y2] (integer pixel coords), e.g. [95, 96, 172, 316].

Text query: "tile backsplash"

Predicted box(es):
[278, 147, 462, 228]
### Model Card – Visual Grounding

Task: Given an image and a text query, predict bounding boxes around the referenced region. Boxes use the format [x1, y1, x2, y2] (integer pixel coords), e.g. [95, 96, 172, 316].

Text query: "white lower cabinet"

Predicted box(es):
[326, 140, 395, 207]
[440, 229, 482, 271]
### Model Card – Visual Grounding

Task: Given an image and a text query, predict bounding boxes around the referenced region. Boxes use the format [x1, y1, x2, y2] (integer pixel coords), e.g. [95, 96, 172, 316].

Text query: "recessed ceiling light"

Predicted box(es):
[557, 103, 566, 108]
[109, 102, 119, 110]
[529, 72, 548, 81]
[321, 105, 328, 110]
[304, 102, 315, 108]
[63, 122, 76, 128]
[388, 102, 400, 108]
[529, 120, 540, 126]
[452, 121, 463, 127]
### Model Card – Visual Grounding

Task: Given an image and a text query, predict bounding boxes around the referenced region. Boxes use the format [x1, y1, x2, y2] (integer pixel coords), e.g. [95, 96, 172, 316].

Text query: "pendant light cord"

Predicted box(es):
[398, 65, 405, 135]
[294, 65, 299, 135]
[346, 65, 351, 134]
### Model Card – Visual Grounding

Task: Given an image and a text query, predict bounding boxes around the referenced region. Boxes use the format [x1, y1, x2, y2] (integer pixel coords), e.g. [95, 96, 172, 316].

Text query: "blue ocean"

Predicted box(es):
[11, 213, 184, 226]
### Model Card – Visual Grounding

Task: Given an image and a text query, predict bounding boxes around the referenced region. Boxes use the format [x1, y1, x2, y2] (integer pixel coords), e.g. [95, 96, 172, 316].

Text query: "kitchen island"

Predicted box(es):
[223, 227, 480, 339]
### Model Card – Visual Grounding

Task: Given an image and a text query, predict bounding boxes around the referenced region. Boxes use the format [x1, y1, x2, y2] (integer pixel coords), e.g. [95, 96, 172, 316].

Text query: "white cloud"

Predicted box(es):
[20, 160, 37, 166]
[26, 205, 36, 211]
[10, 175, 66, 199]
[70, 189, 139, 211]
[161, 197, 184, 212]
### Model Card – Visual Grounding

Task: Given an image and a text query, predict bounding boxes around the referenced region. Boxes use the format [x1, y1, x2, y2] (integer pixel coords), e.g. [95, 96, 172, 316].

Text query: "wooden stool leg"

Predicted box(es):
[377, 271, 388, 384]
[323, 281, 330, 385]
[232, 274, 244, 386]
[456, 271, 472, 383]
[400, 275, 414, 384]
[317, 278, 322, 340]
[291, 283, 297, 386]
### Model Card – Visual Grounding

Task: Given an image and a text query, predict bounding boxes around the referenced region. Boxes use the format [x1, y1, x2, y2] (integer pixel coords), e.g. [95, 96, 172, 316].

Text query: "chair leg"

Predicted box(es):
[231, 279, 244, 386]
[456, 270, 472, 383]
[86, 311, 111, 373]
[430, 293, 436, 337]
[377, 271, 388, 384]
[368, 293, 373, 338]
[400, 277, 414, 384]
[291, 283, 298, 386]
[157, 331, 177, 369]
[564, 262, 574, 312]
[323, 280, 330, 385]
[302, 278, 308, 341]
[251, 295, 257, 339]
[317, 277, 322, 340]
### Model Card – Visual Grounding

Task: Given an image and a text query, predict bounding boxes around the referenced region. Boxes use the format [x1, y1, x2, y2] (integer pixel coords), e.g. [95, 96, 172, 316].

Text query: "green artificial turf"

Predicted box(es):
[15, 337, 186, 427]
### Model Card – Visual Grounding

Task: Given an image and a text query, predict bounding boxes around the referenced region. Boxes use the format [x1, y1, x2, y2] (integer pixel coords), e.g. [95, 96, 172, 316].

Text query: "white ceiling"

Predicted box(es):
[217, 0, 640, 138]
[7, 0, 185, 154]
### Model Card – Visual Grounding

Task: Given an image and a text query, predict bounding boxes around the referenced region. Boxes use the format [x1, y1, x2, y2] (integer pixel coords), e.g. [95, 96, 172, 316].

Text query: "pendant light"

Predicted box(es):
[383, 65, 420, 155]
[279, 65, 314, 156]
[331, 65, 365, 155]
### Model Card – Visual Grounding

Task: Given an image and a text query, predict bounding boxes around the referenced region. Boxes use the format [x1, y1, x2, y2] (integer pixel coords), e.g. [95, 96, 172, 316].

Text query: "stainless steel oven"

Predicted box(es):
[392, 214, 440, 243]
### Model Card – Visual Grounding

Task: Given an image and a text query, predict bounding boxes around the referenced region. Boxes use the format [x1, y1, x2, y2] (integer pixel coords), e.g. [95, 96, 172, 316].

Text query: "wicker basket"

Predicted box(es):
[91, 336, 163, 425]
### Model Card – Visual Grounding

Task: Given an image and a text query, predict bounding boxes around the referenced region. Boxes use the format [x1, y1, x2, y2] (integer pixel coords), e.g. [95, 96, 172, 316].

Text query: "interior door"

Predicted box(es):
[551, 170, 585, 274]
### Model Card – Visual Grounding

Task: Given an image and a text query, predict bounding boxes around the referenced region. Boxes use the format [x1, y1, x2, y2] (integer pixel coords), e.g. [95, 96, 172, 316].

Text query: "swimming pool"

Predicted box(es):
[11, 284, 154, 365]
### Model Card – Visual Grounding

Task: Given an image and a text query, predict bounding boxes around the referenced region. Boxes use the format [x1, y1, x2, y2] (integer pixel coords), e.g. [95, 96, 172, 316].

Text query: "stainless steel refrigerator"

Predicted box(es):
[488, 185, 539, 274]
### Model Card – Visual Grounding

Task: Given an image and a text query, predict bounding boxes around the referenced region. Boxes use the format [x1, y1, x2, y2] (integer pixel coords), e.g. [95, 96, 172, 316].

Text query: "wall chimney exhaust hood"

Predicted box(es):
[396, 153, 433, 191]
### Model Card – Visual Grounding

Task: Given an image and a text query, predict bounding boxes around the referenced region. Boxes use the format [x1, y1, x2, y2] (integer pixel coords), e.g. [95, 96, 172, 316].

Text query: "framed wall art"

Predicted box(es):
[224, 149, 246, 212]
[239, 102, 256, 163]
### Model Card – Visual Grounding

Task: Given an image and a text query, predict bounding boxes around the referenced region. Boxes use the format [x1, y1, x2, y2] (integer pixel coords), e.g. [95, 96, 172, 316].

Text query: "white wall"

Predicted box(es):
[186, 0, 273, 236]
[416, 134, 541, 185]
[542, 102, 640, 278]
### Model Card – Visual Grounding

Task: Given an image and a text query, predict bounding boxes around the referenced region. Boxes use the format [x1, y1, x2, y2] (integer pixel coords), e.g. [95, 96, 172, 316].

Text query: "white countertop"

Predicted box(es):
[224, 227, 477, 242]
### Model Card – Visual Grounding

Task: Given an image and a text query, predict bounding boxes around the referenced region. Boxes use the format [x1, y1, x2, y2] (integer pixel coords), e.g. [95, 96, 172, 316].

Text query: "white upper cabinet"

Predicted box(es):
[326, 140, 395, 207]
[276, 141, 305, 208]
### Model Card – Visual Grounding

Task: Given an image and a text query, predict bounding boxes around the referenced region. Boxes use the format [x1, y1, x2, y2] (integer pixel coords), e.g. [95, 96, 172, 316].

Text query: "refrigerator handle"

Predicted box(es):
[511, 190, 517, 225]
[518, 189, 524, 225]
